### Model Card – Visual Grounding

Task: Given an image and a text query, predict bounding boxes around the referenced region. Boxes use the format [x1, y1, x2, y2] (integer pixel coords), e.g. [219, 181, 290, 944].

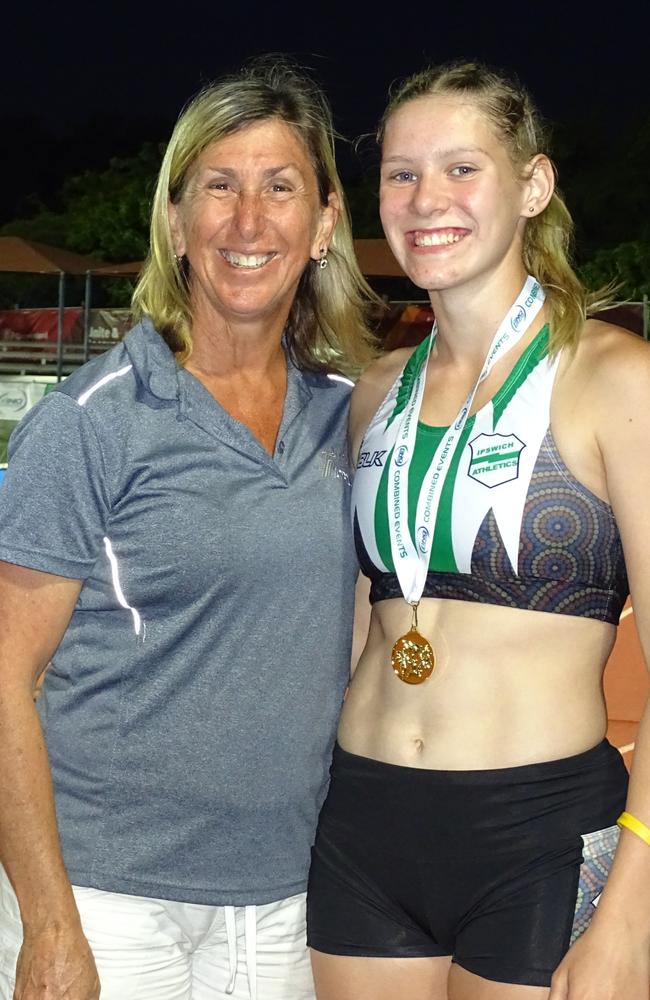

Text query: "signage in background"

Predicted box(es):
[0, 380, 48, 422]
[0, 308, 133, 345]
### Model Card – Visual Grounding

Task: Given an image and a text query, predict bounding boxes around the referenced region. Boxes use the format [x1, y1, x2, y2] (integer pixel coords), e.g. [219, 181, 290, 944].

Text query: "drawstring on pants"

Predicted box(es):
[224, 904, 257, 1000]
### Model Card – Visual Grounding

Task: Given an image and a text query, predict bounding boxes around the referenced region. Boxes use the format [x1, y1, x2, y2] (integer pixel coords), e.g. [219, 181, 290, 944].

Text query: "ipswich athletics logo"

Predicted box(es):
[468, 433, 525, 488]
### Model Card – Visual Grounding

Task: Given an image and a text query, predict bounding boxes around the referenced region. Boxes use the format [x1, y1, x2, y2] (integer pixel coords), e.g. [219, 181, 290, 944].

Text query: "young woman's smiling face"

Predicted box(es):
[380, 94, 531, 296]
[169, 117, 336, 331]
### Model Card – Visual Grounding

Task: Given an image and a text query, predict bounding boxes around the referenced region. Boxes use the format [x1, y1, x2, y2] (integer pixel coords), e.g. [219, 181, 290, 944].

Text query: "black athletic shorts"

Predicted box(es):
[307, 740, 628, 987]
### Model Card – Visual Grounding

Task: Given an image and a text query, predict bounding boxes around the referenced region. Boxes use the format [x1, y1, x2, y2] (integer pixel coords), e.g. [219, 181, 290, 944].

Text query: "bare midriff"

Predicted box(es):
[338, 596, 616, 770]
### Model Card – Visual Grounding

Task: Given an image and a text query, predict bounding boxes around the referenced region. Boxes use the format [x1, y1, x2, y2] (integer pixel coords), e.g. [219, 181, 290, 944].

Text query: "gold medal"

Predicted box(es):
[390, 602, 435, 685]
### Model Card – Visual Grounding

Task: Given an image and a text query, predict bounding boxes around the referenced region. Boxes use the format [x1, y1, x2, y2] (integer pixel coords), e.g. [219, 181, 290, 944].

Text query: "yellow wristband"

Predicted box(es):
[617, 811, 650, 847]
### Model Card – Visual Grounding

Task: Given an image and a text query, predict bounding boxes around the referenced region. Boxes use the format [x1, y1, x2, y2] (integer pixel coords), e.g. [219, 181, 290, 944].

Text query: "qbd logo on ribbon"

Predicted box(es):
[416, 525, 431, 554]
[510, 305, 527, 332]
[394, 444, 409, 467]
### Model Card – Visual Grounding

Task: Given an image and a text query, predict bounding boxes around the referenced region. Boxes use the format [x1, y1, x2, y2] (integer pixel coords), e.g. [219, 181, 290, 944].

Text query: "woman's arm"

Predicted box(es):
[550, 327, 650, 1000]
[0, 561, 100, 1000]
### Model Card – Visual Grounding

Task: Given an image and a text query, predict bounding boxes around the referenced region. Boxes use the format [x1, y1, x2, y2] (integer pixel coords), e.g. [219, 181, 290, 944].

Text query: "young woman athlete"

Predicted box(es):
[307, 62, 650, 1000]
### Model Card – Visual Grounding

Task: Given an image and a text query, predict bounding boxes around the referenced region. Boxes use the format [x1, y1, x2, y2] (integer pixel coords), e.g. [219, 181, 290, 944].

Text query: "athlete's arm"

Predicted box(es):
[0, 561, 100, 999]
[550, 325, 650, 1000]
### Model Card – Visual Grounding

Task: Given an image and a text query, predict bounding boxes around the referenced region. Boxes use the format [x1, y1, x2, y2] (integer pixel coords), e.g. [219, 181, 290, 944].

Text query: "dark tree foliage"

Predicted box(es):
[0, 143, 162, 307]
[57, 143, 162, 261]
[346, 172, 383, 238]
[2, 142, 162, 258]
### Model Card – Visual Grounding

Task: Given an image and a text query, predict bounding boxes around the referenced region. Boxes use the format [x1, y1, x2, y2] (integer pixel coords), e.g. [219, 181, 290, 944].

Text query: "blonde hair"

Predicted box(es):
[132, 59, 378, 374]
[379, 61, 602, 355]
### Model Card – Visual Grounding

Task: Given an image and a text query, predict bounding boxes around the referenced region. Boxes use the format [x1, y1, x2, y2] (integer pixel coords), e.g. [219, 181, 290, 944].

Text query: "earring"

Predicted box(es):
[528, 206, 535, 214]
[318, 247, 329, 270]
[174, 252, 184, 263]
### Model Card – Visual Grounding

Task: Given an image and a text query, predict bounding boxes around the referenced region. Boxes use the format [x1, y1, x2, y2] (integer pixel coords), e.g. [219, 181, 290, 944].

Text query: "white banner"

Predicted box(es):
[0, 380, 48, 422]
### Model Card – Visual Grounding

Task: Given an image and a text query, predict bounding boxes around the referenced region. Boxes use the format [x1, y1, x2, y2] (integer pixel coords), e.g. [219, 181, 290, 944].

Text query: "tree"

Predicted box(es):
[580, 242, 650, 300]
[554, 113, 650, 256]
[345, 172, 383, 238]
[1, 143, 161, 263]
[60, 143, 162, 261]
[0, 144, 162, 307]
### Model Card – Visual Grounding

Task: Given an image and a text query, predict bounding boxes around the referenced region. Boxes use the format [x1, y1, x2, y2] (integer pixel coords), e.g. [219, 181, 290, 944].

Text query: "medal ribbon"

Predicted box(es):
[388, 275, 545, 605]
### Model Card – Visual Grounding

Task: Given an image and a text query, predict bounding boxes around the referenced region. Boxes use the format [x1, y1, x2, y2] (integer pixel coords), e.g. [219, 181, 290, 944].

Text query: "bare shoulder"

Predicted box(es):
[574, 319, 650, 407]
[561, 320, 650, 443]
[349, 346, 417, 460]
[580, 317, 649, 357]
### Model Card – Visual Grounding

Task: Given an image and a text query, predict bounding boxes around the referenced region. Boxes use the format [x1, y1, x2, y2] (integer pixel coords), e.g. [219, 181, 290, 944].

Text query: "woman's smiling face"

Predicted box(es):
[379, 94, 531, 295]
[169, 117, 336, 331]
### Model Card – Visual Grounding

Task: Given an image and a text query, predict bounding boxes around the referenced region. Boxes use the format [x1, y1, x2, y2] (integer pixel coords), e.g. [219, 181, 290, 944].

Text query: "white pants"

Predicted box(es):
[0, 870, 315, 999]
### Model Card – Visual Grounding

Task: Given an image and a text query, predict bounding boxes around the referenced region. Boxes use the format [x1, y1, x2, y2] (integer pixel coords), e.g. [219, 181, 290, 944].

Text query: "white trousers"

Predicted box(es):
[0, 870, 315, 1000]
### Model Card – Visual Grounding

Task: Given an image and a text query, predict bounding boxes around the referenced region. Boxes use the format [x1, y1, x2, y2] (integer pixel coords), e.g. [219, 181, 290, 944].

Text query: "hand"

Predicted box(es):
[549, 921, 650, 1000]
[14, 925, 100, 999]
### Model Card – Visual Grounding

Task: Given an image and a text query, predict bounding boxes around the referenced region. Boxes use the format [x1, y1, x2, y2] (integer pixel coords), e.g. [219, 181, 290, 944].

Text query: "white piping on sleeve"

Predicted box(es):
[77, 364, 133, 406]
[103, 537, 141, 636]
[327, 373, 355, 387]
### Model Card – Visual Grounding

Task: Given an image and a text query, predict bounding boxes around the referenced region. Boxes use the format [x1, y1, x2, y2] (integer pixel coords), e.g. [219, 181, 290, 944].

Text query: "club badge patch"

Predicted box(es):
[468, 433, 526, 488]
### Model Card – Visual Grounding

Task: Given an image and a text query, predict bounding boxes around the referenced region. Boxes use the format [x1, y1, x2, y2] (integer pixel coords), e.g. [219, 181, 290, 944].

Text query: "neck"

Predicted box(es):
[429, 266, 531, 368]
[185, 312, 287, 381]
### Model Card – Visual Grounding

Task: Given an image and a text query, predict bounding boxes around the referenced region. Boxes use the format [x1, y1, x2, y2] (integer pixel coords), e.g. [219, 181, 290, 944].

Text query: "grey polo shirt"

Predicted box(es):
[0, 319, 357, 905]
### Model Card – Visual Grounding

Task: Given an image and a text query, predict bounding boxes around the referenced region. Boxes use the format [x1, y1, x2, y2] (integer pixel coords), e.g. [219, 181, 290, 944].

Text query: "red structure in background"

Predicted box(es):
[379, 303, 435, 349]
[0, 308, 83, 343]
[377, 302, 645, 350]
[0, 308, 133, 351]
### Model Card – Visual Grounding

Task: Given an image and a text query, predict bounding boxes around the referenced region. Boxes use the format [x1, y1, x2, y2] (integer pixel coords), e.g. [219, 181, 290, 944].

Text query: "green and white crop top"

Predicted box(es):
[352, 326, 628, 623]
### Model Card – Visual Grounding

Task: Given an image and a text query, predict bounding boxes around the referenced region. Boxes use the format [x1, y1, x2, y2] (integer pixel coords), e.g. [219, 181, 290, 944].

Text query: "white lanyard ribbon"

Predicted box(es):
[389, 275, 545, 604]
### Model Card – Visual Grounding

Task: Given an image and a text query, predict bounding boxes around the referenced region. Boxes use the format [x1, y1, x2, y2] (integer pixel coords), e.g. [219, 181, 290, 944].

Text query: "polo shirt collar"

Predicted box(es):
[123, 317, 180, 401]
[123, 316, 313, 463]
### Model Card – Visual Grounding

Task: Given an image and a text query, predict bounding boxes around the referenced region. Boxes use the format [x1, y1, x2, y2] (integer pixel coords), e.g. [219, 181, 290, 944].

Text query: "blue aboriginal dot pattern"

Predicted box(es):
[464, 429, 628, 621]
[570, 825, 620, 944]
[364, 429, 629, 623]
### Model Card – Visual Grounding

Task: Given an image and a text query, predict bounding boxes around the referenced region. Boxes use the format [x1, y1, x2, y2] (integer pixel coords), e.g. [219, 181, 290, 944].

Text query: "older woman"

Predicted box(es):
[308, 61, 650, 1000]
[0, 62, 375, 1000]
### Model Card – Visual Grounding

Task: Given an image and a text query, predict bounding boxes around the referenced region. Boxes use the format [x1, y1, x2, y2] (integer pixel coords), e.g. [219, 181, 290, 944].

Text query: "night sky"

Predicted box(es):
[2, 0, 648, 225]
